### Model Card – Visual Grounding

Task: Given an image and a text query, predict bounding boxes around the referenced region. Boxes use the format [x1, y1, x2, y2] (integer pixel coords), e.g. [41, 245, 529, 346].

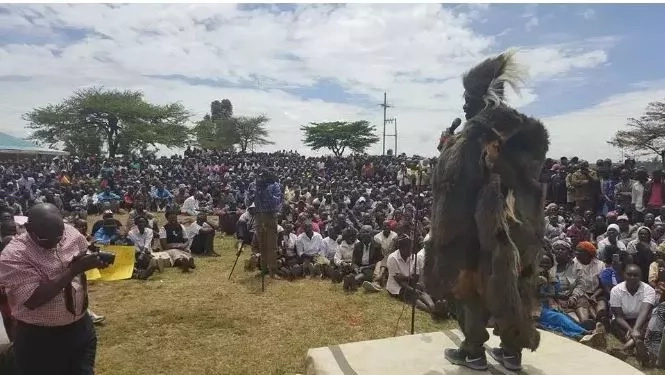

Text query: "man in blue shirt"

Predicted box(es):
[253, 169, 283, 279]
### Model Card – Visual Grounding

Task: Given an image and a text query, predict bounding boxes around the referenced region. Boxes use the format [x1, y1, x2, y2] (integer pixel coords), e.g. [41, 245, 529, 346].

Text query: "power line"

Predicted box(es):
[379, 92, 395, 156]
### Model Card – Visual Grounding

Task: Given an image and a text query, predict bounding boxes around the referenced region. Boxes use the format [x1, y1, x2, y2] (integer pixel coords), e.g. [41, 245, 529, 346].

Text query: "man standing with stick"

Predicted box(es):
[252, 169, 283, 282]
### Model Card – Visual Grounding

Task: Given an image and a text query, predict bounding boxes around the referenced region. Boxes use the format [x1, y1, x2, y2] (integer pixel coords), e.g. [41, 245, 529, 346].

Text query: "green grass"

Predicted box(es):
[87, 214, 662, 374]
[89, 233, 455, 375]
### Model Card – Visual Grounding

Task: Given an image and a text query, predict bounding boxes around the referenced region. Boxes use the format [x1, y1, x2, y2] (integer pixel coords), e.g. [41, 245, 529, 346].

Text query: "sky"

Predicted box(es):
[1, 3, 664, 160]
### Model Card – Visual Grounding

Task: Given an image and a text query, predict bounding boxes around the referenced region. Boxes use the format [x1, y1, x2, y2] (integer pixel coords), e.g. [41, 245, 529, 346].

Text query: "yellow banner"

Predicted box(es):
[85, 245, 135, 281]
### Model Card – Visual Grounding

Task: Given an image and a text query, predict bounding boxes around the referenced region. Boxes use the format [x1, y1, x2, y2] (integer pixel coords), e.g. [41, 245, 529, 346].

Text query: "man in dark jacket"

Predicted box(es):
[343, 225, 383, 291]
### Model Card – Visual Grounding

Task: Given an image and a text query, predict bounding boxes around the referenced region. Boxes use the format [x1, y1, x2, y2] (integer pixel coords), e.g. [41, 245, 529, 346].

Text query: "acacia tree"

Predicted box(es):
[300, 121, 379, 156]
[235, 115, 274, 153]
[25, 87, 190, 157]
[193, 99, 237, 150]
[609, 100, 665, 164]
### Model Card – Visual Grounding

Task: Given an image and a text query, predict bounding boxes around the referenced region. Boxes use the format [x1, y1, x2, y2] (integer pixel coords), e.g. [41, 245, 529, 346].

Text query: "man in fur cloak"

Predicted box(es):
[425, 50, 549, 372]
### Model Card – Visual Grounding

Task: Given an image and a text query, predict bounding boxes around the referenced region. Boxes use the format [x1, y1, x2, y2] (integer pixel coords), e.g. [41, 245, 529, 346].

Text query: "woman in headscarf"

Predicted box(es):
[627, 226, 659, 255]
[569, 241, 607, 330]
[597, 224, 627, 260]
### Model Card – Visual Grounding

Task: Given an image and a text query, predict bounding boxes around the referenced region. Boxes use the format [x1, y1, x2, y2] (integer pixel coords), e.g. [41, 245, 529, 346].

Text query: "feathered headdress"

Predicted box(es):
[462, 49, 528, 109]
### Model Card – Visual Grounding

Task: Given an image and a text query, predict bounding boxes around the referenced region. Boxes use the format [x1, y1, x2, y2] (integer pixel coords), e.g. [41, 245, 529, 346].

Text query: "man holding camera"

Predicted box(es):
[0, 203, 111, 375]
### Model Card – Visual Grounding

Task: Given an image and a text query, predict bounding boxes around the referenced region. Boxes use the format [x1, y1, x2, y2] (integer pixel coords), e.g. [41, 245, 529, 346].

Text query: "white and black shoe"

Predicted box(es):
[488, 347, 522, 372]
[444, 348, 488, 371]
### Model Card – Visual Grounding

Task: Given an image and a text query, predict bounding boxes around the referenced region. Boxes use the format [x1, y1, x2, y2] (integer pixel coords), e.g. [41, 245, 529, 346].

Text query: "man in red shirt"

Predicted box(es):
[645, 170, 665, 215]
[0, 203, 110, 375]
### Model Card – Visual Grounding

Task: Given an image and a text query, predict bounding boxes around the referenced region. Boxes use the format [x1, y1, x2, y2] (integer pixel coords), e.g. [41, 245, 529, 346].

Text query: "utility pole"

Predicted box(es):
[379, 92, 393, 156]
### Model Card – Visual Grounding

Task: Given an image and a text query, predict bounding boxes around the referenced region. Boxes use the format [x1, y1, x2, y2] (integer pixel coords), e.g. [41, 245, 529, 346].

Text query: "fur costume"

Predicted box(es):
[425, 49, 549, 351]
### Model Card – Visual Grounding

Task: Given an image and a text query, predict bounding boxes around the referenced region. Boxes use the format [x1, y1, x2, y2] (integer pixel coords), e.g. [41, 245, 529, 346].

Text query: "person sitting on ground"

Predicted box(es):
[91, 210, 122, 238]
[187, 213, 219, 257]
[381, 233, 438, 313]
[93, 217, 126, 245]
[95, 186, 121, 212]
[627, 226, 658, 255]
[597, 224, 627, 260]
[150, 182, 173, 212]
[609, 264, 657, 360]
[617, 215, 635, 245]
[319, 226, 339, 278]
[295, 222, 323, 276]
[649, 248, 665, 290]
[599, 245, 625, 299]
[158, 208, 195, 272]
[181, 192, 202, 216]
[643, 284, 665, 368]
[126, 217, 160, 280]
[372, 221, 397, 287]
[126, 202, 154, 231]
[633, 241, 656, 284]
[569, 241, 607, 330]
[566, 215, 591, 248]
[332, 227, 358, 283]
[277, 223, 301, 279]
[343, 225, 383, 292]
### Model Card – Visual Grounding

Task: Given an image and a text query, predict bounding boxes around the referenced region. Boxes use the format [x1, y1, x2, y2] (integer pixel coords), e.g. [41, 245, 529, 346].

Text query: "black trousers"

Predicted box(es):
[14, 314, 96, 375]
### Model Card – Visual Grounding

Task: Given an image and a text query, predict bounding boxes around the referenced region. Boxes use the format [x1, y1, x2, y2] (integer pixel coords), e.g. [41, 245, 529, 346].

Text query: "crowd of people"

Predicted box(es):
[0, 147, 664, 372]
[540, 156, 665, 368]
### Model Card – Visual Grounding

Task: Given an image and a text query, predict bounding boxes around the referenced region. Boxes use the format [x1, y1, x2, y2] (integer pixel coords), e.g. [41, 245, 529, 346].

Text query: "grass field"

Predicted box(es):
[87, 214, 659, 375]
[88, 214, 455, 375]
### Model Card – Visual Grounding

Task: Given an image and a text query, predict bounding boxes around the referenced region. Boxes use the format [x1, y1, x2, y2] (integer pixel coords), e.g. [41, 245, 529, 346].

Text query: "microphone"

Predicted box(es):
[450, 118, 462, 131]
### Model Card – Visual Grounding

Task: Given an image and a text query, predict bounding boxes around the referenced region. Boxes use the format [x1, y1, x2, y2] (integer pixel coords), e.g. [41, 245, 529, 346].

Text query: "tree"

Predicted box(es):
[609, 100, 665, 164]
[300, 121, 379, 156]
[193, 99, 238, 151]
[25, 87, 191, 158]
[235, 115, 274, 153]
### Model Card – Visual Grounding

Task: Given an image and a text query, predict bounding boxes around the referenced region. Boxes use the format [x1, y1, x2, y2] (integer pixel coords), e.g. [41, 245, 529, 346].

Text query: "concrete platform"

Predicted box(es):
[305, 328, 643, 375]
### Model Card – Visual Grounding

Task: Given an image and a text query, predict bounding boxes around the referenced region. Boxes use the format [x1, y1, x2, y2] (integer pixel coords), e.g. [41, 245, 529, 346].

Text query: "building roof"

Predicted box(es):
[0, 132, 68, 155]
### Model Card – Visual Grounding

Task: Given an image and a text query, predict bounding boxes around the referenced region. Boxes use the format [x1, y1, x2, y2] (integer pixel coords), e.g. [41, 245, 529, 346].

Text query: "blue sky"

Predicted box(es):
[0, 3, 664, 160]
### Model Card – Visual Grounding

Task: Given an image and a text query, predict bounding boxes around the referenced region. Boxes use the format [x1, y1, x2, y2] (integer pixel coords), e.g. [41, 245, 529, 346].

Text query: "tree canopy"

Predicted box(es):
[235, 115, 274, 153]
[25, 87, 190, 158]
[609, 100, 665, 163]
[300, 121, 379, 156]
[193, 99, 274, 152]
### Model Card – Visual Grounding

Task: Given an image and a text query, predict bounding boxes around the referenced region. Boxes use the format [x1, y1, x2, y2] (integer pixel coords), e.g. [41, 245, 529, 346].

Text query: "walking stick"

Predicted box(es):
[410, 165, 423, 335]
[228, 240, 243, 280]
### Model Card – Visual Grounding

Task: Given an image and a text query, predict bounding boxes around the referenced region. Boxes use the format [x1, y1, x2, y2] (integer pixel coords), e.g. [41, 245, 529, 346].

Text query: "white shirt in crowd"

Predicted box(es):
[609, 281, 657, 320]
[416, 247, 425, 284]
[282, 232, 298, 257]
[127, 227, 153, 251]
[187, 221, 213, 239]
[334, 240, 357, 266]
[374, 231, 397, 258]
[181, 195, 199, 216]
[632, 181, 645, 213]
[321, 236, 338, 261]
[386, 250, 415, 295]
[296, 232, 323, 257]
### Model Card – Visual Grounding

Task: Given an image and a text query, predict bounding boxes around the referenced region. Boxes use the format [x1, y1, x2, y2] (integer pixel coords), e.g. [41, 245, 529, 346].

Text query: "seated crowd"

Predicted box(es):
[1, 149, 665, 371]
[539, 156, 665, 368]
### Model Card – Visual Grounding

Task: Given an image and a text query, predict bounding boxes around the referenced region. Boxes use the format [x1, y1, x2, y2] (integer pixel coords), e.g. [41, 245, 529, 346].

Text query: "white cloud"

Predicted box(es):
[0, 4, 620, 157]
[542, 88, 665, 162]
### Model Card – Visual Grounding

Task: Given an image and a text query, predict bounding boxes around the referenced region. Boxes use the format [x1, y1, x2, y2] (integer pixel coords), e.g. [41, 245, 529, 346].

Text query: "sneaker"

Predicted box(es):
[444, 348, 488, 371]
[488, 347, 522, 372]
[362, 281, 382, 292]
